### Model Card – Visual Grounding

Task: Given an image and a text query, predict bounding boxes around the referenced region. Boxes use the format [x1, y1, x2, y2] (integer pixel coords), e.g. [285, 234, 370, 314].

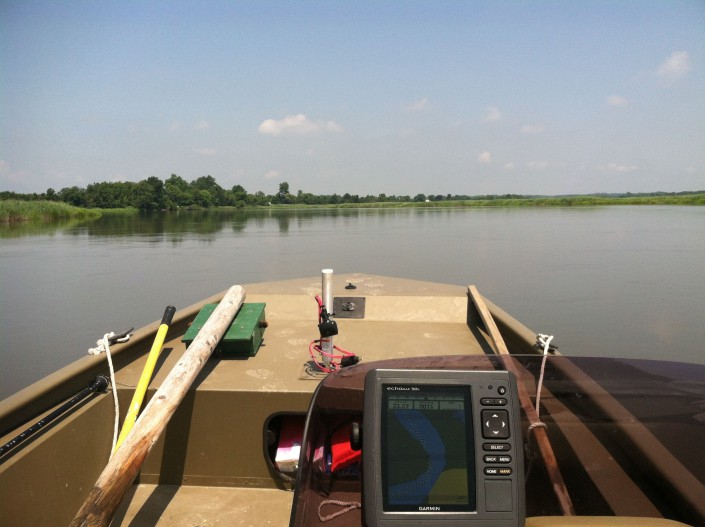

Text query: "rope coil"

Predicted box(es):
[318, 499, 361, 522]
[88, 330, 132, 458]
[529, 333, 554, 435]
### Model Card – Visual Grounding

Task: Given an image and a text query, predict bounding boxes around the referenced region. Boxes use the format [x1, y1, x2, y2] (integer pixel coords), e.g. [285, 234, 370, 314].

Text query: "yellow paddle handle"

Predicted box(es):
[114, 306, 175, 453]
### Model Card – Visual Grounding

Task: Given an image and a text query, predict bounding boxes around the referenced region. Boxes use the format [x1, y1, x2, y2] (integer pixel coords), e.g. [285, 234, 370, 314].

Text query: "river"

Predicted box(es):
[1, 206, 703, 399]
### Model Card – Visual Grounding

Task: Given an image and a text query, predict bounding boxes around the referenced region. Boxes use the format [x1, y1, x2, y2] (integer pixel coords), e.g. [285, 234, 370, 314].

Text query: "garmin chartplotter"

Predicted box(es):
[363, 369, 524, 527]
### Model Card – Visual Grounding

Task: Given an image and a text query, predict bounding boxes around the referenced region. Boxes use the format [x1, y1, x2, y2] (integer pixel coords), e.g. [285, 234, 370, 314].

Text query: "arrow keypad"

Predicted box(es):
[481, 409, 510, 439]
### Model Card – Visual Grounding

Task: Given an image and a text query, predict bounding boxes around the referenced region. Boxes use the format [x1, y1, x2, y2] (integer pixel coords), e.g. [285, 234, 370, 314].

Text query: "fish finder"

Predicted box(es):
[363, 369, 524, 527]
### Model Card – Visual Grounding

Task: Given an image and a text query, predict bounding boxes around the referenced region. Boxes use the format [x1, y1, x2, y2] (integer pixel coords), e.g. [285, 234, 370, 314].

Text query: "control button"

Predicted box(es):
[484, 454, 512, 464]
[482, 410, 510, 439]
[485, 466, 512, 476]
[483, 442, 511, 451]
[498, 386, 507, 395]
[481, 397, 508, 406]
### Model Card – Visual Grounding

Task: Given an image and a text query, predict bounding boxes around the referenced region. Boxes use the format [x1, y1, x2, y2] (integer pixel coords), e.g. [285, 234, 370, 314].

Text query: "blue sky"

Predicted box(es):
[1, 0, 704, 196]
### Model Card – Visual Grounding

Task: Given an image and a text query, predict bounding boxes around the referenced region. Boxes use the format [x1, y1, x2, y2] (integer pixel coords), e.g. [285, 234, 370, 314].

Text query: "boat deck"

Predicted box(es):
[111, 274, 491, 523]
[118, 273, 489, 394]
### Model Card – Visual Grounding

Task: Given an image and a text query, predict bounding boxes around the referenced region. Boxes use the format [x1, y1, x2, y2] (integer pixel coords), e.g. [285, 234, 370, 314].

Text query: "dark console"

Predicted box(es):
[362, 369, 524, 527]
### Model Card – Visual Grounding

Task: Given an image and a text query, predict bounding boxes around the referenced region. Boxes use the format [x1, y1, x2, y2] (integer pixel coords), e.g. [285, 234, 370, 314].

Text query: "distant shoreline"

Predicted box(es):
[1, 193, 703, 222]
[265, 193, 705, 209]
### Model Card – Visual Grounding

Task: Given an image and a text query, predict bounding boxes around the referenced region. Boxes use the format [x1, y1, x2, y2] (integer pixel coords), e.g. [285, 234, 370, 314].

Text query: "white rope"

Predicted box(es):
[528, 334, 554, 434]
[88, 332, 129, 458]
[318, 499, 361, 522]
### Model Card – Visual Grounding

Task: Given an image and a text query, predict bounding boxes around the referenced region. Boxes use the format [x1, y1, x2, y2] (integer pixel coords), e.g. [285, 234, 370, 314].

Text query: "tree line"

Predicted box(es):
[2, 174, 702, 210]
[0, 174, 529, 210]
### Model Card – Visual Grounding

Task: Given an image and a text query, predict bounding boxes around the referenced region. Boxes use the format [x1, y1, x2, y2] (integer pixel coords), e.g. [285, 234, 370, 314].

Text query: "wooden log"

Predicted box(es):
[70, 285, 246, 527]
[468, 285, 575, 516]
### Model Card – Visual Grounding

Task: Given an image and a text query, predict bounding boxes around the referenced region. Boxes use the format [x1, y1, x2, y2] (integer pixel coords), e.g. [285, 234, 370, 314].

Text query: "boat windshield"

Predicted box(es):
[289, 355, 705, 527]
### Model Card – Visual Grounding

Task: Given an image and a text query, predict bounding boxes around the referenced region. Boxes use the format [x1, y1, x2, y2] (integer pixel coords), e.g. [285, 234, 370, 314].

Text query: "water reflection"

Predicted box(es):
[0, 207, 464, 241]
[0, 217, 93, 239]
[31, 208, 431, 239]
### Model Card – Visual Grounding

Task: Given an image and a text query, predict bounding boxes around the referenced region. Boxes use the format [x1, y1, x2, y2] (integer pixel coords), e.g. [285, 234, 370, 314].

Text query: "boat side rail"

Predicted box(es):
[0, 289, 227, 439]
[466, 289, 543, 356]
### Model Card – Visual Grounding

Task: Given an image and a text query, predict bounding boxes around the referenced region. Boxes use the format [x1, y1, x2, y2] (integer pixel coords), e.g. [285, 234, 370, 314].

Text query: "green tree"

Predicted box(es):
[191, 175, 226, 206]
[274, 181, 292, 204]
[129, 177, 165, 210]
[59, 186, 87, 207]
[229, 184, 248, 208]
[165, 174, 193, 208]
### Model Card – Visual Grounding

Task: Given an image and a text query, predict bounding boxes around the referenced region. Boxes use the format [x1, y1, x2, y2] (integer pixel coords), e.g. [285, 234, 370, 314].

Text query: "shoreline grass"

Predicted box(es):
[262, 193, 705, 210]
[2, 193, 702, 221]
[0, 200, 102, 223]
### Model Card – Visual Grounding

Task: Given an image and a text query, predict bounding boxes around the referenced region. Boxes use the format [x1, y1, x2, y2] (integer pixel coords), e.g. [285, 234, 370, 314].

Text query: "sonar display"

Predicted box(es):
[381, 384, 476, 511]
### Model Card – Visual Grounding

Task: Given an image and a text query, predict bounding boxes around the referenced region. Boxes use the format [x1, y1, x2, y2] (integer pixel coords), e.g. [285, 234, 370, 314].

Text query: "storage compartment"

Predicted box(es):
[182, 302, 267, 358]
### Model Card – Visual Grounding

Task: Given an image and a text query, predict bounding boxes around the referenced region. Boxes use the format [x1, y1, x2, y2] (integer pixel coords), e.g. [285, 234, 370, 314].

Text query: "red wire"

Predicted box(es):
[309, 341, 356, 373]
[310, 295, 356, 373]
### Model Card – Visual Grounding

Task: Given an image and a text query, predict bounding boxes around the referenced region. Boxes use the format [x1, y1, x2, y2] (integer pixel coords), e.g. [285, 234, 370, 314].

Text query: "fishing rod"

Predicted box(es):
[0, 375, 109, 460]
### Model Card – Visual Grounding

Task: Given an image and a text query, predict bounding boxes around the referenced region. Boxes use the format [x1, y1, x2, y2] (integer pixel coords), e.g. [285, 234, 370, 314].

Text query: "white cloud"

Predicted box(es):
[407, 97, 429, 112]
[169, 122, 183, 132]
[0, 160, 26, 184]
[503, 162, 515, 170]
[482, 106, 502, 122]
[195, 120, 210, 130]
[527, 161, 548, 169]
[258, 114, 343, 136]
[600, 162, 638, 173]
[264, 170, 280, 180]
[657, 51, 691, 79]
[478, 151, 492, 164]
[195, 148, 217, 156]
[521, 124, 544, 134]
[607, 95, 629, 107]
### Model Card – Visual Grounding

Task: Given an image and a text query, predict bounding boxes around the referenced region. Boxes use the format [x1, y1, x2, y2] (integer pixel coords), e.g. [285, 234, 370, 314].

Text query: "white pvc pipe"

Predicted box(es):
[321, 269, 334, 367]
[322, 268, 334, 314]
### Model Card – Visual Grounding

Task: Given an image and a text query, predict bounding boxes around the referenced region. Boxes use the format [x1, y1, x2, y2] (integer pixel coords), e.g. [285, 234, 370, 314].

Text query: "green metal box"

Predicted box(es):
[182, 302, 266, 358]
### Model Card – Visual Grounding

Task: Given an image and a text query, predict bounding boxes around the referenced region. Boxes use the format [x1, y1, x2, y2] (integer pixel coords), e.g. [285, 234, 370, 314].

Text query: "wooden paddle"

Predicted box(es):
[468, 285, 575, 516]
[70, 285, 246, 527]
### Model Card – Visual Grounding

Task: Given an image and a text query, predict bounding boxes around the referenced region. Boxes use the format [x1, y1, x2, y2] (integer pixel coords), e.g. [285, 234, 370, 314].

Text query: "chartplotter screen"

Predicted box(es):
[382, 384, 475, 511]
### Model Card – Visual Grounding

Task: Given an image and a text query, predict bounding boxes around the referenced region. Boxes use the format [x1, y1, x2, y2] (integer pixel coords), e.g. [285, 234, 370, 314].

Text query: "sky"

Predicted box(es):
[1, 0, 704, 196]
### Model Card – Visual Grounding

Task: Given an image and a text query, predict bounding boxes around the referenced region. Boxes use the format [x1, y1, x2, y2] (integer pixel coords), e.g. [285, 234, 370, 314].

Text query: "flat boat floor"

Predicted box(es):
[113, 484, 293, 526]
[111, 274, 493, 524]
